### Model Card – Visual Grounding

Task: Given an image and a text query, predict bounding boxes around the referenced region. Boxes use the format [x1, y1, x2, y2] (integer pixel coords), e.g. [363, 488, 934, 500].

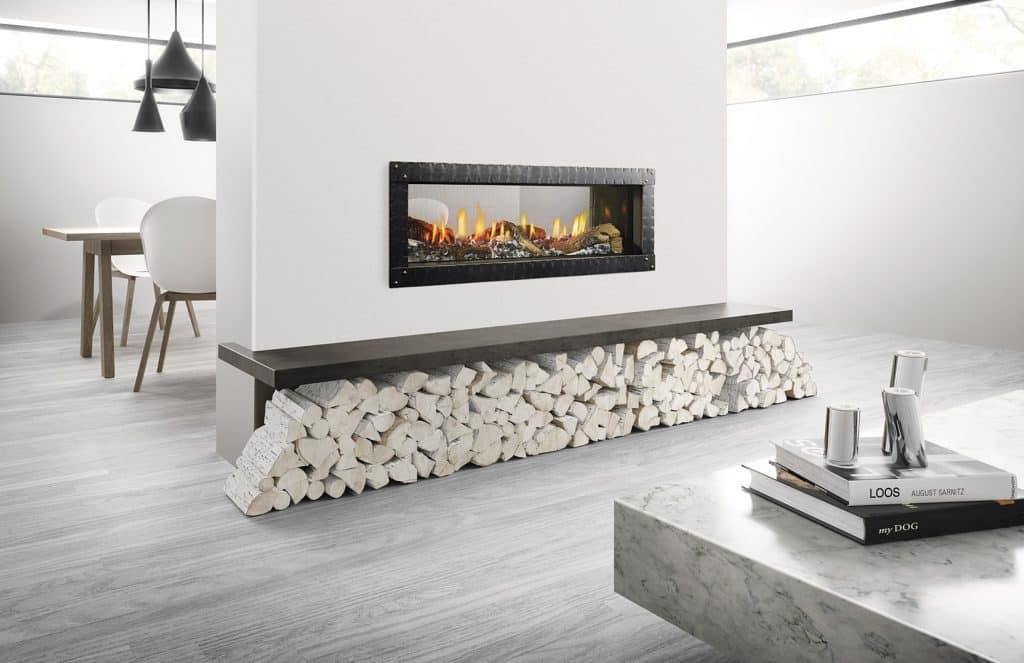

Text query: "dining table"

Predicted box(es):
[42, 227, 143, 378]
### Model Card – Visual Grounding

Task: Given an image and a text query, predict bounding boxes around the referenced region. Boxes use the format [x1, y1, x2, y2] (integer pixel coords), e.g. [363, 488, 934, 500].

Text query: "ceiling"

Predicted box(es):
[727, 0, 948, 43]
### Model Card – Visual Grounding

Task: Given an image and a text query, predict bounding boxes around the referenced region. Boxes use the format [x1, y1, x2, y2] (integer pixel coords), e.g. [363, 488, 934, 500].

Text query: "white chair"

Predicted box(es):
[133, 196, 216, 392]
[94, 198, 201, 345]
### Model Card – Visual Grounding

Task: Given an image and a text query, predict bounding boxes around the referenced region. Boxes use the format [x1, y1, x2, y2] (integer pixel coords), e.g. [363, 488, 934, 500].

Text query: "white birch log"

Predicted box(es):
[305, 479, 325, 501]
[333, 464, 366, 494]
[377, 386, 410, 412]
[239, 425, 305, 477]
[379, 371, 429, 394]
[469, 362, 496, 395]
[481, 373, 513, 398]
[490, 358, 527, 393]
[295, 437, 336, 469]
[236, 455, 275, 492]
[354, 436, 395, 465]
[384, 458, 418, 484]
[224, 470, 279, 516]
[277, 467, 309, 504]
[296, 379, 360, 411]
[272, 389, 323, 426]
[442, 364, 477, 390]
[411, 451, 435, 478]
[423, 372, 452, 396]
[364, 464, 389, 489]
[323, 476, 347, 498]
[263, 402, 304, 443]
[369, 411, 396, 433]
[353, 377, 377, 399]
[306, 449, 339, 481]
[353, 417, 381, 442]
[634, 405, 660, 432]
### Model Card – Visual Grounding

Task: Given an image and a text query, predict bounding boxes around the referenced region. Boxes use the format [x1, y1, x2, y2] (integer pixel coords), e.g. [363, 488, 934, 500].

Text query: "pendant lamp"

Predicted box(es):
[134, 0, 202, 92]
[133, 0, 164, 132]
[181, 0, 215, 141]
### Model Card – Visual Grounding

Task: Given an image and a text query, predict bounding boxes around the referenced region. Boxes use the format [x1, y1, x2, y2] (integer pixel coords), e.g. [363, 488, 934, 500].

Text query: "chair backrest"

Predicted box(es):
[408, 198, 450, 225]
[140, 196, 216, 294]
[95, 197, 150, 275]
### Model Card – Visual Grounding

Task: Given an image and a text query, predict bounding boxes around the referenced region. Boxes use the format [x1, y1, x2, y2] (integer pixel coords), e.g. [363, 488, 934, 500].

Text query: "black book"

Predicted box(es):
[743, 459, 1024, 545]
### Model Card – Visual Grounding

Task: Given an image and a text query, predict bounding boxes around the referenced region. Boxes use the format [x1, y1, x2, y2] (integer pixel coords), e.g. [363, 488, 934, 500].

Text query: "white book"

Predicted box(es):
[773, 437, 1017, 506]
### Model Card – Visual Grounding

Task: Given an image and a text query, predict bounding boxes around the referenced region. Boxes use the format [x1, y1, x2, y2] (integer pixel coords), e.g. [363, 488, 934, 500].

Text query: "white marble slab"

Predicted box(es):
[615, 391, 1024, 663]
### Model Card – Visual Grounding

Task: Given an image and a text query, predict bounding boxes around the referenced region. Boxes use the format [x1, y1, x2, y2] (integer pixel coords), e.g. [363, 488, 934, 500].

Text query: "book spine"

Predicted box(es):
[863, 505, 1024, 544]
[847, 475, 1014, 506]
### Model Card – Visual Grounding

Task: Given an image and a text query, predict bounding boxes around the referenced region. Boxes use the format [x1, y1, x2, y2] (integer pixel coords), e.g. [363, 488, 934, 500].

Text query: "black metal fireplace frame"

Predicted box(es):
[389, 161, 655, 288]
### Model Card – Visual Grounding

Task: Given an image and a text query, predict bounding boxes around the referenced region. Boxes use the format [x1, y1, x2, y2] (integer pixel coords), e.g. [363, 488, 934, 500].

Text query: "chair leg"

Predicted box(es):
[153, 282, 166, 330]
[185, 300, 201, 337]
[120, 277, 136, 347]
[133, 297, 163, 392]
[90, 295, 101, 337]
[157, 300, 177, 373]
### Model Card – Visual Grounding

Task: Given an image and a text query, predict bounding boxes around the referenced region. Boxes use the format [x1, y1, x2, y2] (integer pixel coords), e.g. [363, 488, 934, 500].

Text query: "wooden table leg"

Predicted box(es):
[80, 246, 95, 358]
[98, 242, 115, 378]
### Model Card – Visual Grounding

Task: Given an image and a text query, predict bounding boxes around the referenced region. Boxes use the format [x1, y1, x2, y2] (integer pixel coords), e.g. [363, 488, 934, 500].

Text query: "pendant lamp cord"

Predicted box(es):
[200, 0, 205, 74]
[174, 0, 178, 31]
[146, 0, 151, 58]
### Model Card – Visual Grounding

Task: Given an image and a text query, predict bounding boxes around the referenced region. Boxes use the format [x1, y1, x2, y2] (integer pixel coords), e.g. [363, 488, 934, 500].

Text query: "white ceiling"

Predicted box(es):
[0, 0, 216, 43]
[727, 0, 945, 43]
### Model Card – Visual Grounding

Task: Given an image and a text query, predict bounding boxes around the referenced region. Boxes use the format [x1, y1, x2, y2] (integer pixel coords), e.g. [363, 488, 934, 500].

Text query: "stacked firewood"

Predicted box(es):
[225, 326, 816, 515]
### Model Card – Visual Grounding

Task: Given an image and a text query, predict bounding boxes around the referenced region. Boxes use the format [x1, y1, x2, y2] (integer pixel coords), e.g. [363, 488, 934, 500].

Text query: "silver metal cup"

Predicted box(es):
[882, 350, 928, 454]
[882, 386, 927, 468]
[824, 403, 860, 467]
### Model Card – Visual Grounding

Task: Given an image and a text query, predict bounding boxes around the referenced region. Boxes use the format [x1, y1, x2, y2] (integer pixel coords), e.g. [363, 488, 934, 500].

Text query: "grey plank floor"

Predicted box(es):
[0, 312, 1021, 662]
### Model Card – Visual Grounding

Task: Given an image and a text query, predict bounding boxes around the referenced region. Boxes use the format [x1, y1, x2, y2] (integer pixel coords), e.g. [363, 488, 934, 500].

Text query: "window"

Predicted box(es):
[728, 1, 1024, 104]
[0, 22, 215, 104]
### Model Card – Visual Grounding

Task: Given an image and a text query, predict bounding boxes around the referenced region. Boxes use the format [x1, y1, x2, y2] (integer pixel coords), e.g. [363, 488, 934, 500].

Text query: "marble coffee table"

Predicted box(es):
[614, 391, 1024, 663]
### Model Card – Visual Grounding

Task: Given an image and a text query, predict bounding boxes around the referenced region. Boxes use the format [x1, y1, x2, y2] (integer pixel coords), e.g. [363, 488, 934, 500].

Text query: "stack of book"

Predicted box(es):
[745, 438, 1023, 544]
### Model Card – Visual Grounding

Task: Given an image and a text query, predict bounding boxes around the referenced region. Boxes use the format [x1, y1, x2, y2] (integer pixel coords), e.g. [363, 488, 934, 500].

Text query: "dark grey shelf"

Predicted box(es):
[218, 302, 793, 390]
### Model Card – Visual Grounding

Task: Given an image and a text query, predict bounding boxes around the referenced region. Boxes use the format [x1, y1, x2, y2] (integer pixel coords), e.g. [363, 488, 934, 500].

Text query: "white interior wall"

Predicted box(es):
[0, 94, 215, 324]
[232, 0, 726, 352]
[728, 71, 1024, 351]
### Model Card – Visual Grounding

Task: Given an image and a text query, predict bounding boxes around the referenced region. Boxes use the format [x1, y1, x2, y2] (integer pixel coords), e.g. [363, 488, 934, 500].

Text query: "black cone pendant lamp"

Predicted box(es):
[134, 0, 202, 92]
[181, 0, 215, 141]
[133, 0, 164, 132]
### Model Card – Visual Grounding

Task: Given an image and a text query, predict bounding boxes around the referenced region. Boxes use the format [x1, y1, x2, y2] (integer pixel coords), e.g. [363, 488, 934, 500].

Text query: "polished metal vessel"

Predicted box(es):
[882, 350, 928, 454]
[824, 403, 860, 467]
[882, 386, 927, 468]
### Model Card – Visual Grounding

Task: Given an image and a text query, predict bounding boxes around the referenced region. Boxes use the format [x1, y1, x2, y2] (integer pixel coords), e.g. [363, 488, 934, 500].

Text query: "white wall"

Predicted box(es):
[222, 0, 726, 353]
[0, 94, 215, 323]
[728, 71, 1024, 351]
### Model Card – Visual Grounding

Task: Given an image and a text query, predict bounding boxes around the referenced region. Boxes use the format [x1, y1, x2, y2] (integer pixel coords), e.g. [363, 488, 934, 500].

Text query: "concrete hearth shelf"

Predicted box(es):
[219, 302, 792, 390]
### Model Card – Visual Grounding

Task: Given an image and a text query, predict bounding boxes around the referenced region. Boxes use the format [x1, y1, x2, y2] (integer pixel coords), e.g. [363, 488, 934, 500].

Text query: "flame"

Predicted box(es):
[430, 223, 438, 244]
[474, 203, 486, 238]
[529, 223, 535, 238]
[456, 208, 467, 239]
[603, 205, 611, 219]
[552, 217, 561, 237]
[520, 212, 527, 232]
[490, 220, 497, 239]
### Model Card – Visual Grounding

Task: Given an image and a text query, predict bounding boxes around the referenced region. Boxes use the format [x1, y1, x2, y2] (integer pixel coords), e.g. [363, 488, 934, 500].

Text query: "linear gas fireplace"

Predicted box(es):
[389, 162, 654, 287]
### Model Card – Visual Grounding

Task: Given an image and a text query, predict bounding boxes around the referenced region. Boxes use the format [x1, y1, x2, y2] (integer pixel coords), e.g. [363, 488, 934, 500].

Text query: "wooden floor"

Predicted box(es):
[1, 312, 1021, 663]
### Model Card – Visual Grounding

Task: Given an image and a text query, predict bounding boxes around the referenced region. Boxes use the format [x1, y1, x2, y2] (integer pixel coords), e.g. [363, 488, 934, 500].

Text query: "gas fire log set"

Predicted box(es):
[224, 326, 816, 515]
[408, 214, 624, 263]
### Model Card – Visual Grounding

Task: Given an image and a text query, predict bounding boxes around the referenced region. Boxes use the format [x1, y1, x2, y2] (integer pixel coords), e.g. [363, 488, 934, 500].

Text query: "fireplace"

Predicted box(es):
[389, 162, 655, 287]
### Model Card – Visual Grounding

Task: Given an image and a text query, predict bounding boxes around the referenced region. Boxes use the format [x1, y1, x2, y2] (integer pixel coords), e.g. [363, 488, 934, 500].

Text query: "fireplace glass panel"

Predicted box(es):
[406, 184, 636, 264]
